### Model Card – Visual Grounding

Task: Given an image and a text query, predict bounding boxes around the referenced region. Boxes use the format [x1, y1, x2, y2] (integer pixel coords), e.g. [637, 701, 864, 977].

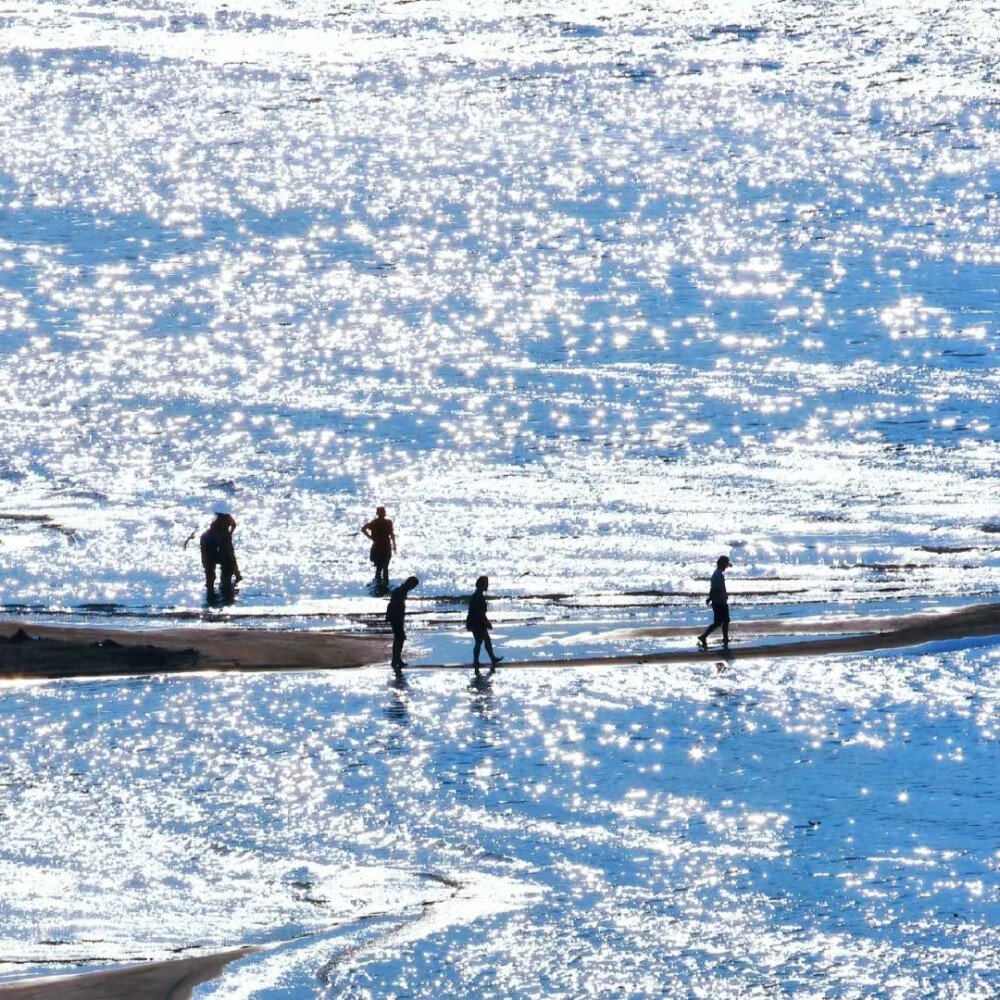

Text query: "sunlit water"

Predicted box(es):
[1, 0, 1000, 994]
[3, 654, 1000, 997]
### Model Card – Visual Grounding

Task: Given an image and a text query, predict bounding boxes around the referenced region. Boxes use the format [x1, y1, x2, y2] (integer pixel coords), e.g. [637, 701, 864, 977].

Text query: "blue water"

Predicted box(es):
[3, 654, 1000, 997]
[1, 0, 1000, 995]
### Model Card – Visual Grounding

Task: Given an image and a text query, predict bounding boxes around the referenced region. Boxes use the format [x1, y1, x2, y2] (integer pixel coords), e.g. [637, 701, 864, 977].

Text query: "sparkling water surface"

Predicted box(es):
[1, 0, 1000, 995]
[4, 653, 1000, 997]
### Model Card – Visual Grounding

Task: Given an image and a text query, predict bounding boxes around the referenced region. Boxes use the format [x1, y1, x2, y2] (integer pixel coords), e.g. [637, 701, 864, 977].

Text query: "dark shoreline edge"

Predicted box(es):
[0, 623, 389, 679]
[0, 946, 256, 1000]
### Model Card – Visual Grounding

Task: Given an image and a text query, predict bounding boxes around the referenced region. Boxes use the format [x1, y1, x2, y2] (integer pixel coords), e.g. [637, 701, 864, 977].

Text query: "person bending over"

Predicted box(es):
[386, 575, 419, 673]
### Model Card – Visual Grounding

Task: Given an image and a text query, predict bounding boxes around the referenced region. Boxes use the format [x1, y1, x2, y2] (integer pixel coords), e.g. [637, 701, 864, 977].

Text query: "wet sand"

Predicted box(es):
[410, 602, 1000, 669]
[0, 946, 255, 1000]
[0, 622, 388, 679]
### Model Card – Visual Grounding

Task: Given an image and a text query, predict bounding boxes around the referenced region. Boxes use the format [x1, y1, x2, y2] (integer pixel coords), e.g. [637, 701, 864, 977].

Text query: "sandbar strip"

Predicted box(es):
[410, 602, 1000, 669]
[0, 623, 388, 680]
[0, 946, 256, 1000]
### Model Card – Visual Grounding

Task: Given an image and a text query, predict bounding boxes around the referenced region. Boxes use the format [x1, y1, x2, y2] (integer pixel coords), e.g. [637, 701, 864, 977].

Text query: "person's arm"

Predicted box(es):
[362, 520, 373, 540]
[390, 522, 397, 552]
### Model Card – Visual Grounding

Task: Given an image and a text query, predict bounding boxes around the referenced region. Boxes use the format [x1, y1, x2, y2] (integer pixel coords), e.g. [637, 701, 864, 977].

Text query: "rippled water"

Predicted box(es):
[3, 653, 1000, 997]
[1, 0, 999, 619]
[2, 0, 1000, 994]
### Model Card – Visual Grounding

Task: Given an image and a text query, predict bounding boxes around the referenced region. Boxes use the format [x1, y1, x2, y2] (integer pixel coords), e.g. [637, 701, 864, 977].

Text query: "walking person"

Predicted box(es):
[386, 575, 419, 674]
[466, 574, 503, 674]
[362, 506, 397, 586]
[697, 556, 731, 651]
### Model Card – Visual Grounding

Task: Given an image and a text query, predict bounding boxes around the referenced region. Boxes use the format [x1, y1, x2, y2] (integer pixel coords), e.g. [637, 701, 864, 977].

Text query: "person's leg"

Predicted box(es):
[721, 607, 730, 648]
[698, 621, 718, 647]
[473, 634, 483, 666]
[220, 561, 235, 600]
[481, 631, 501, 665]
[374, 548, 390, 584]
[392, 628, 406, 669]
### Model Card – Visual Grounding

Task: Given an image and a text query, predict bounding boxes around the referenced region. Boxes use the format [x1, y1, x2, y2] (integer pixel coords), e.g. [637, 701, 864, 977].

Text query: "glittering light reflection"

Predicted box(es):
[0, 646, 999, 993]
[2, 0, 1000, 991]
[0, 1, 999, 615]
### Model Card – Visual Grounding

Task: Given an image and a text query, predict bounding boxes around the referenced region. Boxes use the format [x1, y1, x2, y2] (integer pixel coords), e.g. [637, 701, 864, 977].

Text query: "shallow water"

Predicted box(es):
[3, 650, 1000, 997]
[1, 0, 999, 617]
[1, 0, 1000, 995]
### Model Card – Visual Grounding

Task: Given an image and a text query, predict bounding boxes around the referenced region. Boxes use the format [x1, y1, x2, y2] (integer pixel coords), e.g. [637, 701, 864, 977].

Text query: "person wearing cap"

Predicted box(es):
[466, 574, 503, 674]
[697, 555, 732, 651]
[362, 505, 397, 586]
[200, 510, 242, 602]
[386, 575, 419, 673]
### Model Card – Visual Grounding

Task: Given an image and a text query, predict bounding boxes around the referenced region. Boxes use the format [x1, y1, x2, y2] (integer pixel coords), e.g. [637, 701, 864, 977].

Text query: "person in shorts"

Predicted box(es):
[362, 506, 397, 586]
[200, 510, 242, 602]
[697, 555, 731, 651]
[466, 574, 503, 674]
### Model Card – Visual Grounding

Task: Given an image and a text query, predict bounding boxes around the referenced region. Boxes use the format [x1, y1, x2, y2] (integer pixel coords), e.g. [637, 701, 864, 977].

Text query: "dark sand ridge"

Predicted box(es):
[0, 623, 388, 680]
[0, 947, 256, 1000]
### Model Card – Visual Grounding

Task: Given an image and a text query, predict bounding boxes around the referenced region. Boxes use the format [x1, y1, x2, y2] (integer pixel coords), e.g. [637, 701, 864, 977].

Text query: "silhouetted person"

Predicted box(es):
[386, 575, 419, 673]
[697, 555, 731, 651]
[200, 511, 242, 602]
[466, 574, 503, 674]
[362, 506, 397, 586]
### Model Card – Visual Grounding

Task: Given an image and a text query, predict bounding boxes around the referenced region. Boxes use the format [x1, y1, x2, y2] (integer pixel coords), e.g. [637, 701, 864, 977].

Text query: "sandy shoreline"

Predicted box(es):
[0, 947, 256, 1000]
[0, 622, 389, 679]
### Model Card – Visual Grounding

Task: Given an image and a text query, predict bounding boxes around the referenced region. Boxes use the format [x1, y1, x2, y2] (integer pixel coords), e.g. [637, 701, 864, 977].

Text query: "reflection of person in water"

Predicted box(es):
[386, 575, 419, 674]
[697, 555, 731, 651]
[466, 575, 503, 674]
[362, 506, 396, 586]
[200, 511, 242, 602]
